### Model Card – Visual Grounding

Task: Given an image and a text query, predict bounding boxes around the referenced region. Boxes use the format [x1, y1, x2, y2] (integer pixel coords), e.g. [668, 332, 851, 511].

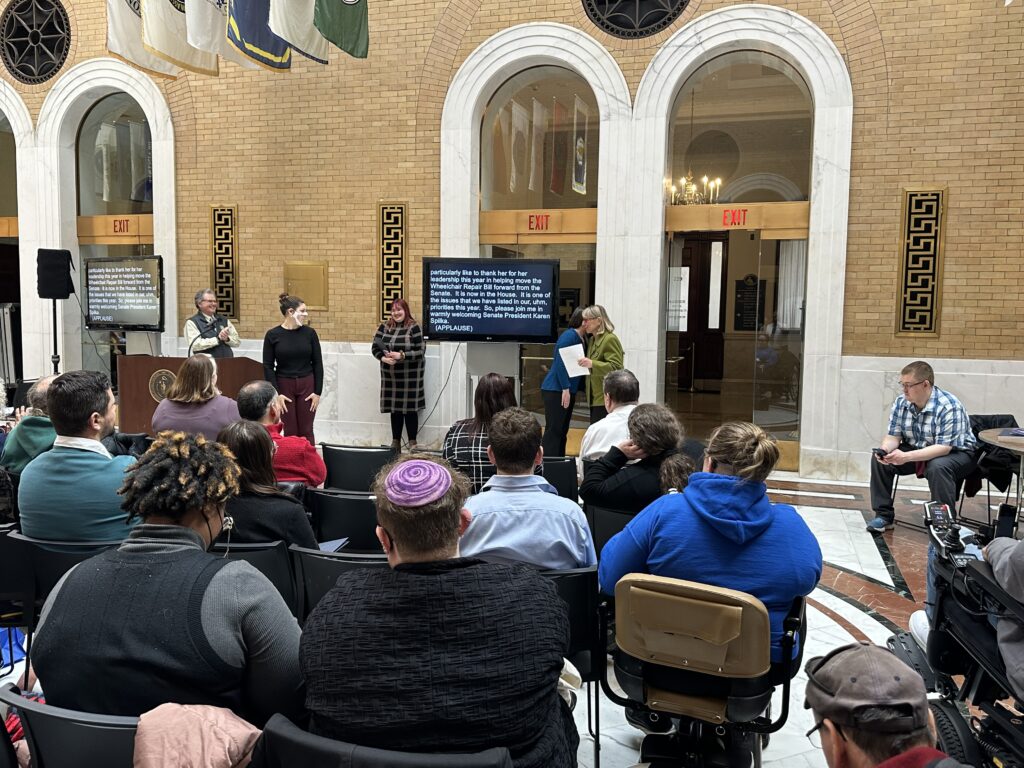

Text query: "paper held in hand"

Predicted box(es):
[559, 344, 590, 378]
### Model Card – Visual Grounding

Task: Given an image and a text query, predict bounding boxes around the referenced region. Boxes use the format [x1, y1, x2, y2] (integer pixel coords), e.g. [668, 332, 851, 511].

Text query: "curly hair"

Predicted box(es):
[120, 430, 241, 522]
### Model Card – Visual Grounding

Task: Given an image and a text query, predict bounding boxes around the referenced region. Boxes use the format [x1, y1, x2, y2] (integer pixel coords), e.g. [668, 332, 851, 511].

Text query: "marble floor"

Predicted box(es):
[572, 473, 1005, 767]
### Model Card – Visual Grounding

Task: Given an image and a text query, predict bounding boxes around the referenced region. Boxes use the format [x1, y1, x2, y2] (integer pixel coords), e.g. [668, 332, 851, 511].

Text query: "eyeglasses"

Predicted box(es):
[898, 380, 926, 392]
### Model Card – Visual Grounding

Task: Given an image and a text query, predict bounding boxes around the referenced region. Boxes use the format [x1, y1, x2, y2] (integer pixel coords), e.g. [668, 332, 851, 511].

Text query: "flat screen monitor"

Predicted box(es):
[422, 258, 560, 343]
[84, 255, 165, 332]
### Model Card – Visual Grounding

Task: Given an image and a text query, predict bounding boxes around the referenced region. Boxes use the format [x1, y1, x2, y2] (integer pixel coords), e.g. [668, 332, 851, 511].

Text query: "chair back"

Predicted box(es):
[289, 545, 389, 623]
[612, 574, 776, 724]
[308, 490, 380, 551]
[589, 504, 634, 556]
[321, 445, 396, 492]
[541, 457, 578, 500]
[251, 714, 513, 768]
[276, 481, 308, 509]
[5, 533, 119, 629]
[542, 566, 600, 682]
[0, 683, 138, 768]
[211, 540, 298, 617]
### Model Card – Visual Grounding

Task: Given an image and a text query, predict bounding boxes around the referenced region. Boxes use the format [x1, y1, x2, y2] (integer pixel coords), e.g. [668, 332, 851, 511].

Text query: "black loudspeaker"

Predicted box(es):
[37, 248, 74, 300]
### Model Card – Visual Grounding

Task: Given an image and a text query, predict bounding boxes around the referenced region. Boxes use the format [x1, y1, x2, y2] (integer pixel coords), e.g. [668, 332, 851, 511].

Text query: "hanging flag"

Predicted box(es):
[509, 101, 529, 194]
[490, 106, 509, 194]
[107, 0, 178, 77]
[142, 0, 218, 74]
[187, 0, 258, 69]
[528, 97, 547, 193]
[227, 0, 293, 70]
[572, 95, 589, 196]
[549, 97, 568, 196]
[269, 0, 329, 63]
[313, 0, 368, 59]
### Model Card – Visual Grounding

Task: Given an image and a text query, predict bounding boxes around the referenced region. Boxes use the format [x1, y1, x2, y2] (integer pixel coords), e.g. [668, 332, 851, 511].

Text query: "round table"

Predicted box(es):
[978, 428, 1024, 514]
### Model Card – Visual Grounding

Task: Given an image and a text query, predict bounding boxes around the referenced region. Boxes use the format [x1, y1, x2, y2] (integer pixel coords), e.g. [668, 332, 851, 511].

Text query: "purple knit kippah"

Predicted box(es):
[384, 459, 452, 507]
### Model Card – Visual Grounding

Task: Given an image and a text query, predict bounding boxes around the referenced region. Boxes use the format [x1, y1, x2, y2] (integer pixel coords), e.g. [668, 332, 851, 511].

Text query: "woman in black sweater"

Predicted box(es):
[217, 421, 317, 549]
[263, 293, 324, 445]
[580, 403, 693, 514]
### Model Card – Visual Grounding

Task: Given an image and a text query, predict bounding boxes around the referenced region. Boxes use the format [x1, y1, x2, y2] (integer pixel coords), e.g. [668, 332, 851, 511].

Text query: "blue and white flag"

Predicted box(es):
[227, 0, 292, 70]
[186, 0, 258, 69]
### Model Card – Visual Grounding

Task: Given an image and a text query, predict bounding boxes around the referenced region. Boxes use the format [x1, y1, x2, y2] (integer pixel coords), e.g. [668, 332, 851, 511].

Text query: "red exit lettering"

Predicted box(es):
[113, 218, 130, 233]
[528, 214, 550, 231]
[722, 209, 748, 227]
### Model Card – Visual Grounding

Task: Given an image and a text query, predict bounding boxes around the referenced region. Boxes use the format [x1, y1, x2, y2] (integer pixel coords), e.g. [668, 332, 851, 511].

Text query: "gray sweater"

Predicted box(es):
[36, 524, 303, 723]
[985, 537, 1024, 699]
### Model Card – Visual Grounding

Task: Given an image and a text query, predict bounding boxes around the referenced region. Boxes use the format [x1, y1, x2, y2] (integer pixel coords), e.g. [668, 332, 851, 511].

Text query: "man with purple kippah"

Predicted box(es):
[299, 455, 579, 768]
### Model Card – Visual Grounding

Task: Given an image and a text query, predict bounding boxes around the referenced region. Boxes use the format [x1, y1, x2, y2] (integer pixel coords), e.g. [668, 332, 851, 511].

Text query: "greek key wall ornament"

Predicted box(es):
[582, 0, 689, 39]
[211, 206, 238, 321]
[897, 189, 946, 335]
[0, 0, 71, 85]
[378, 202, 406, 323]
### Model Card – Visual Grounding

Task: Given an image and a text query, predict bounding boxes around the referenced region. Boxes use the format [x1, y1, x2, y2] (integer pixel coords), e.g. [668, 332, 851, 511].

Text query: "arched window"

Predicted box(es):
[75, 93, 154, 381]
[669, 52, 812, 204]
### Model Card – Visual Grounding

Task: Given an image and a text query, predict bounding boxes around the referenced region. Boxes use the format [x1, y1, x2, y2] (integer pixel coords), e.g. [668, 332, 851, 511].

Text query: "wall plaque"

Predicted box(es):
[378, 202, 407, 322]
[211, 206, 238, 321]
[733, 273, 765, 332]
[897, 189, 945, 335]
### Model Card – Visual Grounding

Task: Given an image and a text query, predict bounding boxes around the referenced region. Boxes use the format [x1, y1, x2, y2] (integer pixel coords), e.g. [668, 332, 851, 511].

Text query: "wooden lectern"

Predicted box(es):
[117, 354, 264, 434]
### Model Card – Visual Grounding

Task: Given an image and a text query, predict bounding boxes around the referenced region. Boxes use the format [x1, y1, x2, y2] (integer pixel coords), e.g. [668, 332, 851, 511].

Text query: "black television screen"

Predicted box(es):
[422, 258, 560, 342]
[84, 256, 164, 332]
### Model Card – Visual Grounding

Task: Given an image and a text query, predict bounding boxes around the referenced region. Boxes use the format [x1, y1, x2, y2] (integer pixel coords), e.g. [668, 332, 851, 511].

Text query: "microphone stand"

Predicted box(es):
[51, 299, 61, 375]
[187, 315, 221, 357]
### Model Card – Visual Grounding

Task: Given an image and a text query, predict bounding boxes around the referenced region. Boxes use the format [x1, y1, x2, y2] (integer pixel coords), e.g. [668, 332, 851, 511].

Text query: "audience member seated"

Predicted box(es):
[460, 407, 596, 570]
[804, 642, 972, 768]
[18, 370, 137, 542]
[299, 455, 579, 767]
[32, 431, 303, 727]
[982, 536, 1024, 700]
[579, 403, 692, 513]
[236, 379, 326, 487]
[576, 369, 639, 474]
[599, 421, 822, 663]
[0, 375, 57, 475]
[151, 354, 240, 439]
[441, 372, 517, 493]
[217, 420, 317, 549]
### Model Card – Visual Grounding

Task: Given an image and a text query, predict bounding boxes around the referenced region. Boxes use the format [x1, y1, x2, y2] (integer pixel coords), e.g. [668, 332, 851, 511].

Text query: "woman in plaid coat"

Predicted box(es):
[372, 298, 426, 451]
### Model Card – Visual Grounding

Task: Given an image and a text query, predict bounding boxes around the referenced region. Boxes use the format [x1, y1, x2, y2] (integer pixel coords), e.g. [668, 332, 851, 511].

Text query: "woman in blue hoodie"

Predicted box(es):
[599, 420, 822, 664]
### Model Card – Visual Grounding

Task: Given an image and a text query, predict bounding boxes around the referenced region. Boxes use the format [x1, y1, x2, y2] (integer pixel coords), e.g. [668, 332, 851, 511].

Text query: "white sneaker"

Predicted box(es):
[909, 610, 930, 651]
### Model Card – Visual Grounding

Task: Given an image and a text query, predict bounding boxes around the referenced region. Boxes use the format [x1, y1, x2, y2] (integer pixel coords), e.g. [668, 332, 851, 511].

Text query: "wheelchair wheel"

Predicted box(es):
[930, 701, 982, 766]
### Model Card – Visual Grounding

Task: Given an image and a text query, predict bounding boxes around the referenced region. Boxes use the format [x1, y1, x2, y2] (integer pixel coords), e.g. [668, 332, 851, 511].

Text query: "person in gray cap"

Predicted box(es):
[804, 642, 971, 768]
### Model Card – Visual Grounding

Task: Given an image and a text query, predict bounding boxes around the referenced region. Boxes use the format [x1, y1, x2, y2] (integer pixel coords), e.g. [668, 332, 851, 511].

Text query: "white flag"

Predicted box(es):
[509, 100, 529, 194]
[269, 0, 328, 63]
[186, 0, 257, 68]
[107, 0, 179, 77]
[528, 97, 548, 192]
[143, 0, 218, 74]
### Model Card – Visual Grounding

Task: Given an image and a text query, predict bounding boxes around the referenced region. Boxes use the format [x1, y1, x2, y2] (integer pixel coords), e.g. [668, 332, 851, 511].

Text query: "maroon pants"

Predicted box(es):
[278, 374, 316, 445]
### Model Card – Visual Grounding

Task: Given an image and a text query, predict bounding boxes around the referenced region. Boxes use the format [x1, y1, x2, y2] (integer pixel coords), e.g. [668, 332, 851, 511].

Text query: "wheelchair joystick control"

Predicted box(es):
[943, 524, 965, 553]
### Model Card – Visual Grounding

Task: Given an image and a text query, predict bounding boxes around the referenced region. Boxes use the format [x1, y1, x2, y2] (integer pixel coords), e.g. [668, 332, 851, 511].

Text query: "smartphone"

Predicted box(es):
[872, 447, 888, 459]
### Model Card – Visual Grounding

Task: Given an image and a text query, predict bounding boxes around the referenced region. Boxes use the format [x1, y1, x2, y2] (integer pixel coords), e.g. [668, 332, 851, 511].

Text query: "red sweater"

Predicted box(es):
[266, 422, 326, 486]
[877, 746, 968, 768]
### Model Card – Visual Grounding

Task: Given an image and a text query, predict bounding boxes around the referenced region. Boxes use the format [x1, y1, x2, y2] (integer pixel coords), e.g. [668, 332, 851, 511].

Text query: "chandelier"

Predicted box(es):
[667, 91, 724, 205]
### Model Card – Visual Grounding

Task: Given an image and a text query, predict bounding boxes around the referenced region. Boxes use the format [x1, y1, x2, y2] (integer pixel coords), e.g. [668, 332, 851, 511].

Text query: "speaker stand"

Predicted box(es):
[50, 299, 61, 375]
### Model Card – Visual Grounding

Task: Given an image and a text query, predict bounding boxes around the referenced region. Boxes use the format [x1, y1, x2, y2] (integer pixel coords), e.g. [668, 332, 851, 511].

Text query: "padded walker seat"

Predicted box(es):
[600, 574, 804, 767]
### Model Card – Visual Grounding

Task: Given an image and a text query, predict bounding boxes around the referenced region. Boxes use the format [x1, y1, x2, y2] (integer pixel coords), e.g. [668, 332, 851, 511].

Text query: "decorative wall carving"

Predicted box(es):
[379, 202, 406, 322]
[897, 189, 945, 335]
[211, 206, 238, 321]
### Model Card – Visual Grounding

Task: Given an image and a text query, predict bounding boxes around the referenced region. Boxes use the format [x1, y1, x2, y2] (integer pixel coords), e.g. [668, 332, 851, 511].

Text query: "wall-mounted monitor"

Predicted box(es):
[84, 255, 165, 332]
[422, 258, 560, 343]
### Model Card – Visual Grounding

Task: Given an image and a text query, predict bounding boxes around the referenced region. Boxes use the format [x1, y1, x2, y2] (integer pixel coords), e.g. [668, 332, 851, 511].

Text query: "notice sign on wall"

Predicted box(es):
[423, 258, 559, 342]
[733, 273, 765, 332]
[84, 256, 164, 331]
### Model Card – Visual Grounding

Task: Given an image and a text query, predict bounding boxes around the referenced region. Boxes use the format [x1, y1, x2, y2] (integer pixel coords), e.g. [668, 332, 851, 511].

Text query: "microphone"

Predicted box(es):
[187, 314, 225, 357]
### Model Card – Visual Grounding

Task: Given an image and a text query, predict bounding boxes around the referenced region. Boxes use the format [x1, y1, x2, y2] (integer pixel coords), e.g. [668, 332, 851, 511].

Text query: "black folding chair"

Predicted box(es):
[0, 683, 138, 768]
[320, 445, 396, 493]
[0, 525, 28, 678]
[251, 713, 513, 768]
[308, 490, 381, 551]
[289, 545, 389, 623]
[542, 565, 602, 768]
[541, 457, 579, 501]
[211, 540, 299, 617]
[276, 481, 308, 510]
[588, 504, 635, 557]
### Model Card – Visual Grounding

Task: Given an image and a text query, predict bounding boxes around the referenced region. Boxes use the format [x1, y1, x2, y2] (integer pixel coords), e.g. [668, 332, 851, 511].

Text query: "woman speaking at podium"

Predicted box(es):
[263, 293, 323, 445]
[372, 298, 425, 452]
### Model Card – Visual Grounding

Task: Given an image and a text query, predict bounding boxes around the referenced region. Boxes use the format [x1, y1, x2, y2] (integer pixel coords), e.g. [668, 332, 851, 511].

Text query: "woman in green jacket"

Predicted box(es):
[578, 304, 624, 423]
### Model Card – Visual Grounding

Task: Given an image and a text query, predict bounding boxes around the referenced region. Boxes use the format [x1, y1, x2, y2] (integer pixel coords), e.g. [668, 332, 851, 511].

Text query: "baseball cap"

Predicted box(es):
[804, 642, 928, 733]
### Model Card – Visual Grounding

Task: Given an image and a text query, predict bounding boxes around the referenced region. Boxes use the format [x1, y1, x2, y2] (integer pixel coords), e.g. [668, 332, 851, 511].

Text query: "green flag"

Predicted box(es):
[314, 0, 368, 59]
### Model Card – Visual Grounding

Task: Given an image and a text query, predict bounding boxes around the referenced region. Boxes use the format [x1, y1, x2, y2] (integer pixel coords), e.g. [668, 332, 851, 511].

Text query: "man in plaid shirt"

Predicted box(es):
[867, 360, 976, 533]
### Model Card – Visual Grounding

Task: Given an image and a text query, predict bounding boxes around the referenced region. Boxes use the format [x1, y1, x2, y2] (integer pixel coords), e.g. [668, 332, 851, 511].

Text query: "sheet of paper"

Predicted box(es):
[559, 343, 589, 377]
